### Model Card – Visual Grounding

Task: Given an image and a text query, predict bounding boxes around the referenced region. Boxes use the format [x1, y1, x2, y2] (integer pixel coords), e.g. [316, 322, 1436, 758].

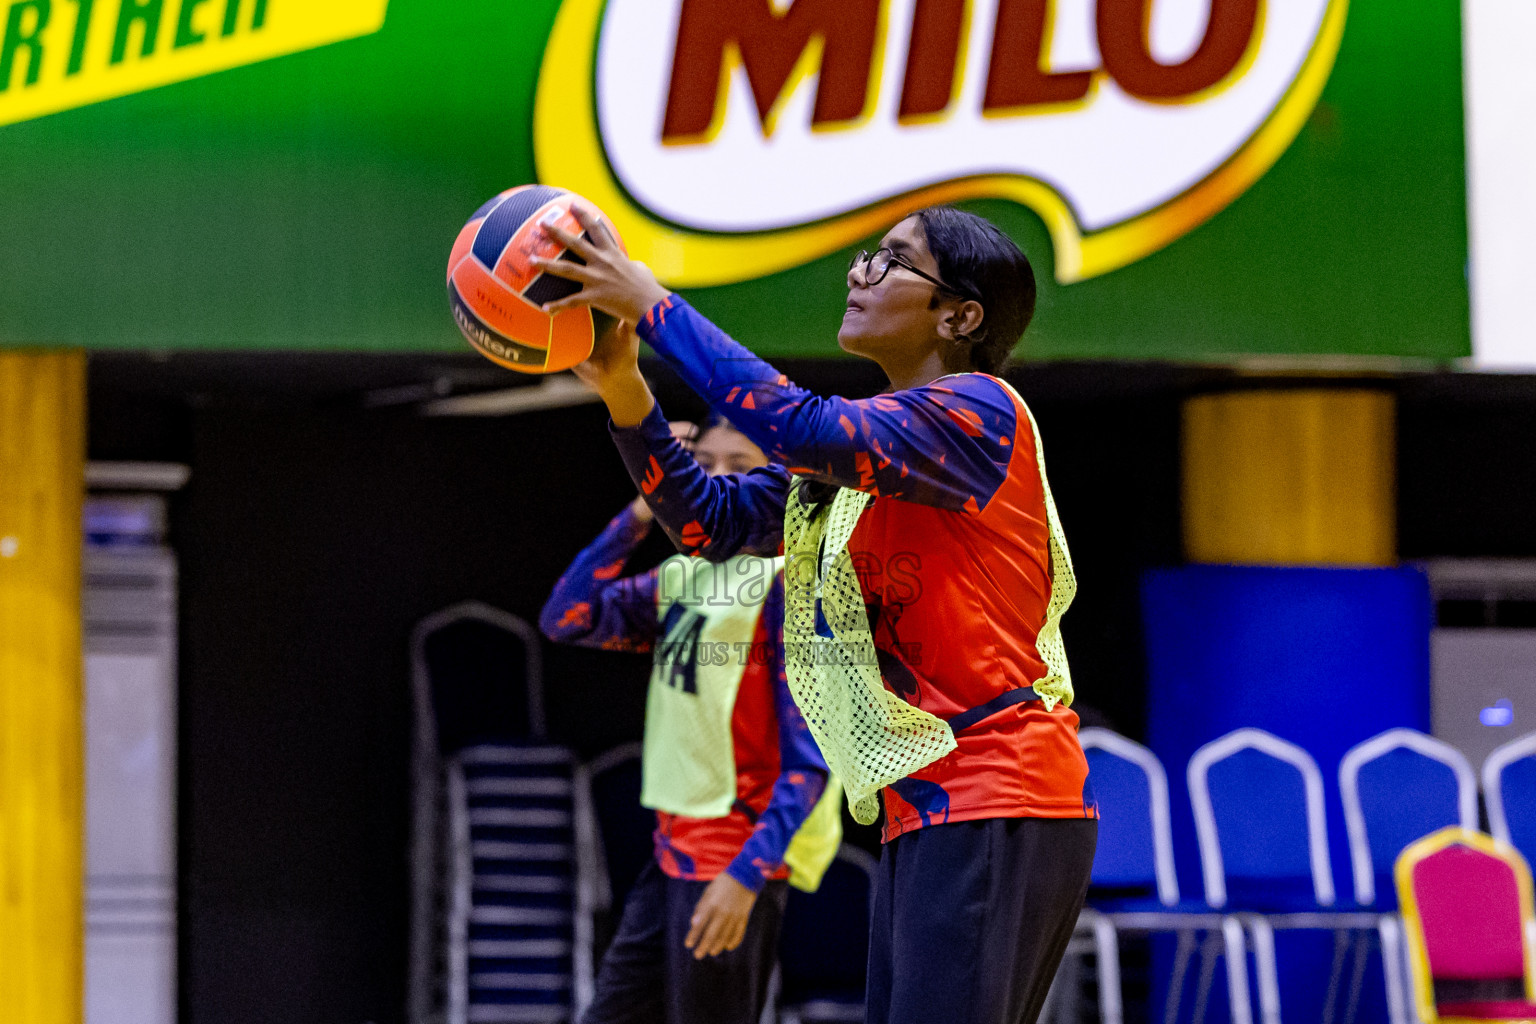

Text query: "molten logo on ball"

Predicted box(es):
[534, 0, 1348, 286]
[446, 185, 625, 373]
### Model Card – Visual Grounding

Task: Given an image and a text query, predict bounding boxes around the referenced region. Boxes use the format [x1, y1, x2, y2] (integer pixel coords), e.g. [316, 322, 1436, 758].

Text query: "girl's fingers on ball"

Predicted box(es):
[569, 205, 618, 250]
[589, 221, 618, 249]
[529, 255, 591, 282]
[541, 291, 586, 314]
[567, 205, 596, 236]
[538, 221, 574, 246]
[539, 220, 591, 259]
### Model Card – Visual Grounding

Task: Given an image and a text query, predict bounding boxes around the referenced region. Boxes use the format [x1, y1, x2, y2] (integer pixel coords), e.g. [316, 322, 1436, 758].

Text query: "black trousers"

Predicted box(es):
[581, 860, 789, 1024]
[866, 817, 1098, 1024]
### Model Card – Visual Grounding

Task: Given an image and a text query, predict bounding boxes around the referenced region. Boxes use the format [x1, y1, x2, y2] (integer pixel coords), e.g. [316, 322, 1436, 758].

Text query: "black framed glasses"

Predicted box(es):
[850, 248, 959, 294]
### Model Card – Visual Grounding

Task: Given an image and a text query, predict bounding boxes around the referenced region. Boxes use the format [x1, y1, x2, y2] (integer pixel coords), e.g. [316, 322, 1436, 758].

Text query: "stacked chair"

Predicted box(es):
[1339, 729, 1479, 1023]
[410, 601, 597, 1024]
[1484, 732, 1536, 868]
[453, 744, 592, 1023]
[1054, 729, 1231, 1024]
[1064, 725, 1508, 1024]
[1186, 725, 1367, 1024]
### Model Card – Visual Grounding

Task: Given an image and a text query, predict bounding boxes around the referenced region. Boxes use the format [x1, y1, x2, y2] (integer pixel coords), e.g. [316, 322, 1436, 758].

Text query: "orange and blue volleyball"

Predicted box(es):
[446, 185, 622, 373]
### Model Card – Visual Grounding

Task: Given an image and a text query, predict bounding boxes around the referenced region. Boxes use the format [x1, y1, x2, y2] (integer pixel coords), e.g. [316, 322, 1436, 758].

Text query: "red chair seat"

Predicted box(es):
[1438, 999, 1536, 1019]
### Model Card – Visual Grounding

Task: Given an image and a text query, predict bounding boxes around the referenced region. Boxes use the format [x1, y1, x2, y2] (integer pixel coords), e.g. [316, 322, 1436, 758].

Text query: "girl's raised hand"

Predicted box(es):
[532, 207, 670, 325]
[567, 317, 655, 427]
[569, 318, 641, 391]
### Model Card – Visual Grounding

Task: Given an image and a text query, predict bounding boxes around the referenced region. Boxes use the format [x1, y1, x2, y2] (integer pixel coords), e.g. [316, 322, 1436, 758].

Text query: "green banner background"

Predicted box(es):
[0, 0, 1469, 360]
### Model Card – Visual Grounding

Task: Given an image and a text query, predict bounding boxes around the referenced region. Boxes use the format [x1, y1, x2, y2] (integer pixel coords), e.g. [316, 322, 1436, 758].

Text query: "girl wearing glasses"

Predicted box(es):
[533, 206, 1097, 1024]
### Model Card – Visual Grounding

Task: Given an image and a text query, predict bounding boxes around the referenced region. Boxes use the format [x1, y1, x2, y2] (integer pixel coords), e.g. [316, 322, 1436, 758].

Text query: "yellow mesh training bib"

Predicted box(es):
[642, 554, 780, 818]
[783, 487, 956, 825]
[783, 776, 844, 892]
[781, 378, 1076, 826]
[640, 553, 844, 890]
[1007, 382, 1077, 712]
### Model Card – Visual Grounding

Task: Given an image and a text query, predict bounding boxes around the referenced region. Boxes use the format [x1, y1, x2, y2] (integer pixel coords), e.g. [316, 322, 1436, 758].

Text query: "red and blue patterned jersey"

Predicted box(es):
[616, 296, 1097, 841]
[539, 505, 828, 890]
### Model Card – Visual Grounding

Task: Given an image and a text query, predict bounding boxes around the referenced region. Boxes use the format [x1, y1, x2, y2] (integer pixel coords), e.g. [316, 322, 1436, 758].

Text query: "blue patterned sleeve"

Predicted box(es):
[724, 576, 829, 893]
[610, 404, 791, 560]
[635, 296, 1019, 514]
[537, 505, 660, 653]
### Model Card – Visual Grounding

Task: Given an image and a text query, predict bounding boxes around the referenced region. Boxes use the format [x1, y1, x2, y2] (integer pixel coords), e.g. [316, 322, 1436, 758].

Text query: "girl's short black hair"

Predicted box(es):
[698, 412, 746, 437]
[915, 206, 1037, 374]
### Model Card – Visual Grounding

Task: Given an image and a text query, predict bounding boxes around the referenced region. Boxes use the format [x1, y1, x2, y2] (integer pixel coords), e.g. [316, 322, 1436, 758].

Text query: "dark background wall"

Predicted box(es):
[1398, 375, 1536, 558]
[86, 355, 1536, 1024]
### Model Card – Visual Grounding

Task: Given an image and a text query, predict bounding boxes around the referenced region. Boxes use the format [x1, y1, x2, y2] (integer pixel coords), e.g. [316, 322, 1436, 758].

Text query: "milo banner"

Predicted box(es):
[0, 0, 1469, 359]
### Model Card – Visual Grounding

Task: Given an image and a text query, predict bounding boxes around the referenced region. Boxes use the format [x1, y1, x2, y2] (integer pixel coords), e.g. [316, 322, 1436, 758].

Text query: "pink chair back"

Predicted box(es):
[1396, 827, 1536, 1022]
[1412, 843, 1525, 979]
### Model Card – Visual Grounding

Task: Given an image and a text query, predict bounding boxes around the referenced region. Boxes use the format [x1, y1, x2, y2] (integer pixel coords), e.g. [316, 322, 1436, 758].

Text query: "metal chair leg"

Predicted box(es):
[1192, 930, 1223, 1024]
[1244, 915, 1281, 1024]
[1377, 914, 1408, 1024]
[1039, 951, 1062, 1024]
[1222, 916, 1256, 1024]
[1343, 929, 1371, 1023]
[1321, 928, 1350, 1024]
[1089, 912, 1125, 1024]
[1164, 927, 1199, 1024]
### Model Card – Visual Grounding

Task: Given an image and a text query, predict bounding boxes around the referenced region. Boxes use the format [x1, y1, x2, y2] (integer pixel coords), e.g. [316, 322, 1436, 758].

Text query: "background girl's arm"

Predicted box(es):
[537, 503, 660, 652]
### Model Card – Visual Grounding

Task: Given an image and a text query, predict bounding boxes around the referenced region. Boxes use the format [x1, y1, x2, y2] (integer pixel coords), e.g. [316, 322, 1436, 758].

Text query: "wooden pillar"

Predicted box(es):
[0, 351, 86, 1024]
[1182, 389, 1396, 566]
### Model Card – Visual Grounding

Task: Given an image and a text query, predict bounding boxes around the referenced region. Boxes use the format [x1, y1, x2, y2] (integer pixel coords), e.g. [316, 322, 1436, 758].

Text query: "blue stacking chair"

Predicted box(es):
[414, 601, 546, 751]
[410, 602, 594, 1024]
[1484, 731, 1536, 870]
[1082, 729, 1182, 908]
[777, 845, 877, 1024]
[1074, 728, 1238, 1024]
[1339, 728, 1478, 1024]
[454, 744, 582, 1024]
[1189, 729, 1379, 1024]
[1340, 728, 1478, 909]
[584, 743, 652, 945]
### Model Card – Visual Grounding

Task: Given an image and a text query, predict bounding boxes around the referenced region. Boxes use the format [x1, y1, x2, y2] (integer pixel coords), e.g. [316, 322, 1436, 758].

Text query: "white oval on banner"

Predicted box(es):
[596, 0, 1331, 233]
[535, 0, 1349, 285]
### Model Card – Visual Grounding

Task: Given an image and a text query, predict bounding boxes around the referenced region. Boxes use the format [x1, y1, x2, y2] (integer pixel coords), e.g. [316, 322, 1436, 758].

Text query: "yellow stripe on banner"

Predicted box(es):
[0, 0, 390, 130]
[1182, 390, 1395, 567]
[0, 351, 87, 1024]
